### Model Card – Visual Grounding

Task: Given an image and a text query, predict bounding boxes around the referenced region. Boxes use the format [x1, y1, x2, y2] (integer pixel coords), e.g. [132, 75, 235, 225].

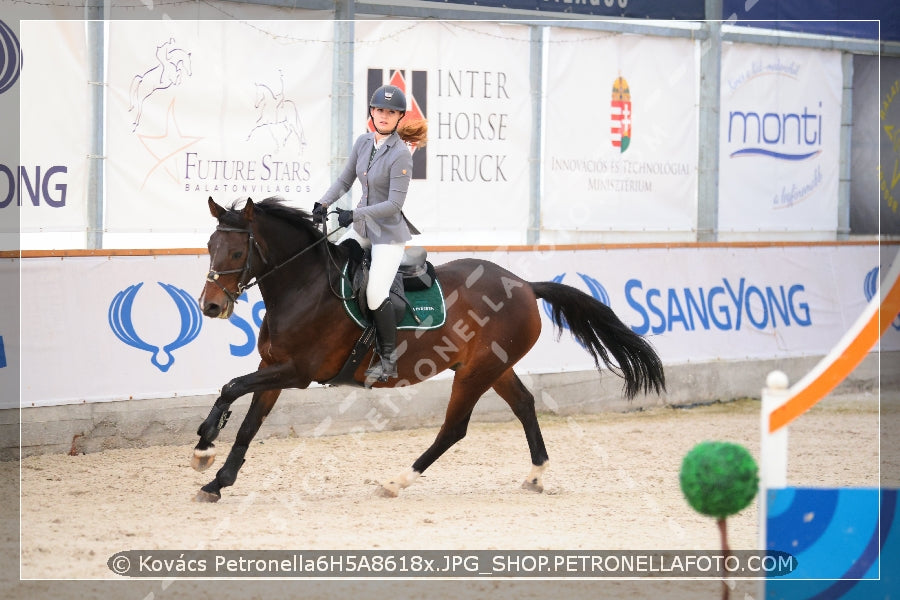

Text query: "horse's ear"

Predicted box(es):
[242, 198, 255, 222]
[208, 197, 226, 220]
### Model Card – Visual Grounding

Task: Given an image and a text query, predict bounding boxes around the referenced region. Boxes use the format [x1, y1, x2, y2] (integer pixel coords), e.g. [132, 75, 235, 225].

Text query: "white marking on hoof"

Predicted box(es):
[376, 469, 420, 498]
[191, 447, 217, 472]
[521, 461, 548, 493]
[376, 482, 400, 498]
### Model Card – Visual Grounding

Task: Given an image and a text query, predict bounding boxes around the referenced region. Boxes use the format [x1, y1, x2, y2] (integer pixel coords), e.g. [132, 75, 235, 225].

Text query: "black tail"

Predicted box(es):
[531, 281, 665, 399]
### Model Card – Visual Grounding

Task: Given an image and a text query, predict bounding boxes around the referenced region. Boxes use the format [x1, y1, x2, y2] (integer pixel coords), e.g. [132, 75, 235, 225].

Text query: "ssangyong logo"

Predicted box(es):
[610, 76, 631, 153]
[108, 282, 203, 372]
[0, 19, 22, 96]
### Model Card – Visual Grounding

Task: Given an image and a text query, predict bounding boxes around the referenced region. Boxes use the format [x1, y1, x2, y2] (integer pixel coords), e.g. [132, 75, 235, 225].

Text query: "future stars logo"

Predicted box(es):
[137, 99, 202, 189]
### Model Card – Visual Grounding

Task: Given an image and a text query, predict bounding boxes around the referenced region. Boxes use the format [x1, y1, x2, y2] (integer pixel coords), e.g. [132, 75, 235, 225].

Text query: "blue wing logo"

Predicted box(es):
[108, 282, 203, 372]
[863, 266, 900, 332]
[542, 273, 610, 330]
[863, 266, 879, 303]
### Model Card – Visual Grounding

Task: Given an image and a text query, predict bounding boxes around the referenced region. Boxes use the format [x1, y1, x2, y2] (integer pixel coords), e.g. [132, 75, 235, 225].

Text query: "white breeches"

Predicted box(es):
[338, 227, 405, 311]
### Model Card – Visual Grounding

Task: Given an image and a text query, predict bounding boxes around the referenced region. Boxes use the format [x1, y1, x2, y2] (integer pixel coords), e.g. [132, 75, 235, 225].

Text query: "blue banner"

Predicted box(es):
[723, 0, 896, 41]
[422, 0, 704, 19]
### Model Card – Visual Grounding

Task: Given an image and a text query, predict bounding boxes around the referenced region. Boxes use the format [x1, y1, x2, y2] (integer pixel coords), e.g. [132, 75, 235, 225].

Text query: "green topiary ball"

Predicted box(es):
[679, 441, 759, 519]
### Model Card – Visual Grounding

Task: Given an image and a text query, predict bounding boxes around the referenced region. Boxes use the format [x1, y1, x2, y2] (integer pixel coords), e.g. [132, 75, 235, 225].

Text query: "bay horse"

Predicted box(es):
[193, 196, 665, 502]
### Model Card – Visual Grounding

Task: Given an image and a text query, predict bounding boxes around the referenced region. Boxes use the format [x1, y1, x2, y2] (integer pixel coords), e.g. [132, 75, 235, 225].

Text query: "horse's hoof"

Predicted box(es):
[375, 480, 401, 498]
[192, 489, 221, 503]
[521, 478, 544, 493]
[191, 448, 216, 472]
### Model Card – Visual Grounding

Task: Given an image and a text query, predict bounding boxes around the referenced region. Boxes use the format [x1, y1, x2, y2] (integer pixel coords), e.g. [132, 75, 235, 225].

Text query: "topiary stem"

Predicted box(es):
[718, 517, 730, 600]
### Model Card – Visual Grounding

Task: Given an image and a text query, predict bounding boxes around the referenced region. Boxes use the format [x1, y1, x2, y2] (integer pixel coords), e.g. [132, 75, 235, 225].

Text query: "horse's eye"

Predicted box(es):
[232, 251, 243, 260]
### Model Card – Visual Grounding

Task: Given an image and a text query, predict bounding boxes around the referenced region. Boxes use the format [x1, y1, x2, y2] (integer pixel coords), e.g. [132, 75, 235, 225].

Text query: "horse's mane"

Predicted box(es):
[223, 196, 321, 238]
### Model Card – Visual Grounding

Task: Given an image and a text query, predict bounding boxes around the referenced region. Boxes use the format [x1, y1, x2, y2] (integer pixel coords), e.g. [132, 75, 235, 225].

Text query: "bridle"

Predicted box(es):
[205, 215, 353, 307]
[205, 225, 270, 305]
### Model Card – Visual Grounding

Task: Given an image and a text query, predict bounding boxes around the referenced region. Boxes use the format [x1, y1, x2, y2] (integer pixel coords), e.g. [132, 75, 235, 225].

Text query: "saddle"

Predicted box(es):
[344, 240, 437, 325]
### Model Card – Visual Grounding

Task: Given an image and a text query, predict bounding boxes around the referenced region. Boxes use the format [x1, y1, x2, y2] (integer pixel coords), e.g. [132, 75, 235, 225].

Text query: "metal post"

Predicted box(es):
[837, 52, 853, 239]
[527, 25, 544, 246]
[331, 1, 355, 210]
[759, 370, 790, 553]
[697, 0, 722, 242]
[85, 3, 107, 249]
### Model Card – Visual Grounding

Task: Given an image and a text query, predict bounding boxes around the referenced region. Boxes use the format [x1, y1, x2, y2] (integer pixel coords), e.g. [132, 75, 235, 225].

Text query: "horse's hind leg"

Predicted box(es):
[492, 368, 549, 492]
[194, 388, 282, 503]
[377, 372, 491, 498]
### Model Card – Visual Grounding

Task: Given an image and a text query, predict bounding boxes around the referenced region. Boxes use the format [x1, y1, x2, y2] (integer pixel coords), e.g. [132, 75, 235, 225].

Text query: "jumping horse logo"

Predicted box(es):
[128, 38, 193, 132]
[246, 70, 307, 153]
[108, 282, 203, 372]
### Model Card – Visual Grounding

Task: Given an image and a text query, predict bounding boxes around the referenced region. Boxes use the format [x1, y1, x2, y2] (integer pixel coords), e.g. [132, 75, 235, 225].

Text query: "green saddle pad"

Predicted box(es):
[340, 265, 447, 331]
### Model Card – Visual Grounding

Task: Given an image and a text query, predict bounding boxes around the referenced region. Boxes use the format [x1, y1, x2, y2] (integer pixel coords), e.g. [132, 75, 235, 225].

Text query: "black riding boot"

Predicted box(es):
[365, 299, 398, 382]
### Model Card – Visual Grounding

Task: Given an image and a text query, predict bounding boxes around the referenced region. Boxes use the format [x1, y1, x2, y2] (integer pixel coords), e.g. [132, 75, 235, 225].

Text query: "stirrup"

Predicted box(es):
[365, 353, 397, 382]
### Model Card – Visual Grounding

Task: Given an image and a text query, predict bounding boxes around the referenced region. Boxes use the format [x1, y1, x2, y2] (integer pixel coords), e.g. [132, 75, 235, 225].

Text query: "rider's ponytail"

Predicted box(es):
[398, 118, 428, 147]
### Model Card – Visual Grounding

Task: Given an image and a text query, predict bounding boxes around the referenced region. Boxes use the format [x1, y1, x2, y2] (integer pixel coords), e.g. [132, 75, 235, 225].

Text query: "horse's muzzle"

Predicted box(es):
[199, 290, 235, 319]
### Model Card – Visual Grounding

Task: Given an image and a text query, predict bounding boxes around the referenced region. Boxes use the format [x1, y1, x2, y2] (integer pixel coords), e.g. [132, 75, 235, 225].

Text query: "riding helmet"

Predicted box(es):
[369, 85, 407, 113]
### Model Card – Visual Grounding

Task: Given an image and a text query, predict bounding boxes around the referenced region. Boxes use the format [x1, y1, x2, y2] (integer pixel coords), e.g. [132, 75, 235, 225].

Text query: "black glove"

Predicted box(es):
[311, 202, 326, 223]
[337, 209, 354, 228]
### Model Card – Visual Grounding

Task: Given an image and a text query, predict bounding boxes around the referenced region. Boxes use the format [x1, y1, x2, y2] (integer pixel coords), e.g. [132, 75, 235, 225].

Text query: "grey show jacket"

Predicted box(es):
[319, 131, 420, 244]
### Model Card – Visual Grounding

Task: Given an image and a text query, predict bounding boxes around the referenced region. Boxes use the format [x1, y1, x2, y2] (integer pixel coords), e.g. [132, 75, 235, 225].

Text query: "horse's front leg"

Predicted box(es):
[191, 362, 297, 473]
[193, 387, 282, 503]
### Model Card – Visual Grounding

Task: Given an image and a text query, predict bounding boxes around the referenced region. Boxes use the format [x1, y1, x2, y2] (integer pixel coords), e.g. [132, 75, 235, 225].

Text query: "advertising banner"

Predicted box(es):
[878, 56, 900, 235]
[12, 20, 90, 240]
[0, 257, 17, 410]
[423, 0, 705, 19]
[353, 21, 533, 246]
[19, 253, 261, 408]
[18, 244, 890, 408]
[850, 54, 879, 235]
[723, 1, 891, 42]
[542, 29, 699, 241]
[718, 44, 842, 238]
[104, 20, 333, 246]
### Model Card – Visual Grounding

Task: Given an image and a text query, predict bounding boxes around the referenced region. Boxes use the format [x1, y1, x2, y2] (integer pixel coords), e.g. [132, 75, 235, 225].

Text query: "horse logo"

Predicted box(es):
[128, 38, 193, 132]
[0, 19, 23, 96]
[542, 273, 610, 327]
[108, 282, 203, 372]
[246, 70, 306, 153]
[863, 266, 900, 331]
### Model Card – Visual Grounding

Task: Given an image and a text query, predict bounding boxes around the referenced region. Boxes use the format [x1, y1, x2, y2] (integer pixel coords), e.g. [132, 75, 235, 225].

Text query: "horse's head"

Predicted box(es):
[200, 196, 327, 319]
[199, 197, 263, 319]
[253, 83, 274, 110]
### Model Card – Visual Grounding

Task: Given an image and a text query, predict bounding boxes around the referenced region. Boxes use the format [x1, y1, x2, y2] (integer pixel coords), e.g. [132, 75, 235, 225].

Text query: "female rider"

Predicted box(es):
[313, 84, 427, 382]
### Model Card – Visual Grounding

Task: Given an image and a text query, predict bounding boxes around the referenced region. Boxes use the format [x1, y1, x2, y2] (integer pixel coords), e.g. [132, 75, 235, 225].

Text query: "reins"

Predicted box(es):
[206, 211, 354, 304]
[320, 212, 357, 301]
